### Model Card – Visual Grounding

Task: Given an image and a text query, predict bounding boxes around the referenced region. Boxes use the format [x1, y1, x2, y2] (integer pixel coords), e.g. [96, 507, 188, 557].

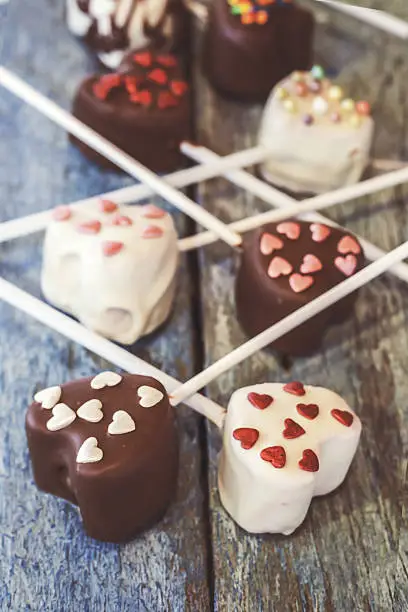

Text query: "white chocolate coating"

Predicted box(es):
[42, 203, 178, 345]
[219, 383, 361, 535]
[259, 70, 374, 194]
[66, 0, 176, 69]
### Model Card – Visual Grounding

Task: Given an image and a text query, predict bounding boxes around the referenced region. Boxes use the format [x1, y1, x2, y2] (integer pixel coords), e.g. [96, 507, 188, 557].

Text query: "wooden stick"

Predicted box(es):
[171, 238, 408, 405]
[0, 67, 241, 248]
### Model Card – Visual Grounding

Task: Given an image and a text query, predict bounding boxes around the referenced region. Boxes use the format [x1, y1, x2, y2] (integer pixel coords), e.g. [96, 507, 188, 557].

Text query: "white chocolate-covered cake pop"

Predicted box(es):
[42, 200, 178, 344]
[66, 0, 187, 69]
[258, 66, 374, 194]
[219, 381, 361, 535]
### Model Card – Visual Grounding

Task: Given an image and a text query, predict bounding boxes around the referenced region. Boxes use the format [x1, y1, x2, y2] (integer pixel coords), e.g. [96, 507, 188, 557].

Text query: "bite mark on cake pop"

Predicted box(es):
[137, 385, 164, 408]
[248, 392, 274, 410]
[337, 236, 361, 255]
[331, 409, 354, 427]
[298, 449, 319, 472]
[91, 371, 122, 390]
[335, 255, 357, 277]
[283, 381, 305, 396]
[310, 223, 331, 243]
[77, 220, 102, 235]
[233, 428, 259, 450]
[283, 418, 305, 439]
[47, 404, 77, 432]
[277, 222, 300, 240]
[300, 254, 322, 274]
[52, 206, 71, 222]
[260, 446, 286, 469]
[289, 273, 314, 293]
[108, 410, 136, 435]
[76, 437, 104, 464]
[77, 399, 104, 423]
[296, 403, 319, 420]
[34, 386, 62, 410]
[260, 233, 283, 256]
[268, 257, 293, 279]
[102, 241, 124, 257]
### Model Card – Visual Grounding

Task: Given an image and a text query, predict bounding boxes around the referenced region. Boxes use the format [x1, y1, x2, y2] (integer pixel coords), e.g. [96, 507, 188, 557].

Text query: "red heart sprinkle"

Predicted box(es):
[310, 223, 331, 243]
[111, 214, 133, 227]
[142, 225, 163, 239]
[99, 199, 118, 214]
[276, 221, 300, 240]
[337, 235, 361, 255]
[131, 90, 152, 107]
[157, 54, 177, 67]
[125, 75, 138, 95]
[77, 220, 101, 235]
[283, 381, 305, 396]
[331, 409, 354, 427]
[335, 255, 357, 277]
[260, 446, 286, 468]
[296, 403, 319, 420]
[300, 254, 322, 274]
[233, 427, 259, 450]
[141, 204, 166, 219]
[171, 80, 188, 96]
[158, 92, 178, 109]
[289, 273, 314, 293]
[102, 241, 124, 257]
[268, 256, 293, 279]
[247, 392, 273, 410]
[283, 418, 306, 440]
[52, 206, 71, 222]
[133, 52, 152, 66]
[260, 233, 283, 256]
[148, 68, 168, 85]
[299, 449, 319, 472]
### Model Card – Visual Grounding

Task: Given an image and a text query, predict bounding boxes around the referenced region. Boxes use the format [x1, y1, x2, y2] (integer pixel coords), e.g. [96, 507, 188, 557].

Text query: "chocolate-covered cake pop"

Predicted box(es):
[42, 200, 178, 344]
[72, 48, 191, 172]
[66, 0, 188, 68]
[202, 0, 314, 102]
[259, 66, 374, 193]
[219, 382, 361, 535]
[235, 220, 365, 355]
[27, 372, 178, 542]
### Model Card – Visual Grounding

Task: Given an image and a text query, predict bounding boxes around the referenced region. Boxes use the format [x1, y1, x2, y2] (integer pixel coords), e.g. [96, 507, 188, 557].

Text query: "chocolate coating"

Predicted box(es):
[235, 221, 365, 355]
[26, 374, 178, 542]
[71, 49, 191, 172]
[202, 0, 314, 103]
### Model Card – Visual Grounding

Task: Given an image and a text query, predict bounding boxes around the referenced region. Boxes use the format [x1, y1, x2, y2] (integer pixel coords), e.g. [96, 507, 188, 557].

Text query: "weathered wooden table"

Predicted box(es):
[0, 1, 407, 610]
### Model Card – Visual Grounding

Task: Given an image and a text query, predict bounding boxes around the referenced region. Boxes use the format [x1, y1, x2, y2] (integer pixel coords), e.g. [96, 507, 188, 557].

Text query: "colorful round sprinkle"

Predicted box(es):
[311, 65, 325, 80]
[341, 98, 355, 112]
[328, 85, 343, 101]
[303, 113, 314, 126]
[276, 87, 289, 101]
[283, 99, 296, 113]
[356, 100, 371, 116]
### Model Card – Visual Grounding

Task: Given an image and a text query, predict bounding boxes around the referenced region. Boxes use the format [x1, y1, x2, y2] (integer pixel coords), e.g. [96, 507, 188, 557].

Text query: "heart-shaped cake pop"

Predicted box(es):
[72, 48, 191, 173]
[236, 220, 365, 355]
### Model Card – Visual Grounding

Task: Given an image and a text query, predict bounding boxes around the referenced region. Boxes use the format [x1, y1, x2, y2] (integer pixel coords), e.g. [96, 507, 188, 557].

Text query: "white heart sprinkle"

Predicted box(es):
[34, 386, 62, 410]
[137, 386, 164, 408]
[108, 410, 136, 435]
[46, 403, 76, 432]
[76, 437, 103, 464]
[77, 399, 103, 423]
[91, 371, 122, 390]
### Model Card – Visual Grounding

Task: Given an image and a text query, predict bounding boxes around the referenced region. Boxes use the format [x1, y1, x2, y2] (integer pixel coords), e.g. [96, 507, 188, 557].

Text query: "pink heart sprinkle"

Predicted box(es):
[142, 225, 163, 239]
[52, 206, 71, 222]
[300, 254, 323, 274]
[102, 241, 124, 257]
[268, 256, 293, 279]
[260, 233, 284, 256]
[310, 223, 331, 243]
[335, 255, 357, 277]
[77, 220, 101, 235]
[99, 199, 118, 214]
[141, 204, 166, 219]
[111, 214, 133, 227]
[289, 273, 314, 293]
[276, 222, 300, 241]
[337, 236, 361, 255]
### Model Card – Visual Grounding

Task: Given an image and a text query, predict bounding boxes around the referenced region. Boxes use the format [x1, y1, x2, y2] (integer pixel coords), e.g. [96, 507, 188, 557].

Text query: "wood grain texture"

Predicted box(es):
[194, 1, 408, 610]
[0, 1, 210, 610]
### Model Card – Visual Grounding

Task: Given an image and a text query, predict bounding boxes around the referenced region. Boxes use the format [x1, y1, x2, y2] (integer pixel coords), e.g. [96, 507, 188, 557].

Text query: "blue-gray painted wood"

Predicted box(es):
[0, 1, 210, 610]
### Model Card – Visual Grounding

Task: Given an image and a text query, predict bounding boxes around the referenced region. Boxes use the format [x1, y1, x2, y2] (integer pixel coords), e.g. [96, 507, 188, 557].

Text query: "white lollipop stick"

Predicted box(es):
[0, 67, 241, 248]
[315, 1, 408, 39]
[171, 237, 408, 405]
[0, 276, 225, 428]
[0, 146, 266, 244]
[179, 144, 408, 283]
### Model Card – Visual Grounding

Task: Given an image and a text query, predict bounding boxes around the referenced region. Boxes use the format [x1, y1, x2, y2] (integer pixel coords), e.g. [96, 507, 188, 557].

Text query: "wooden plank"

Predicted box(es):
[195, 1, 408, 609]
[0, 1, 210, 610]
